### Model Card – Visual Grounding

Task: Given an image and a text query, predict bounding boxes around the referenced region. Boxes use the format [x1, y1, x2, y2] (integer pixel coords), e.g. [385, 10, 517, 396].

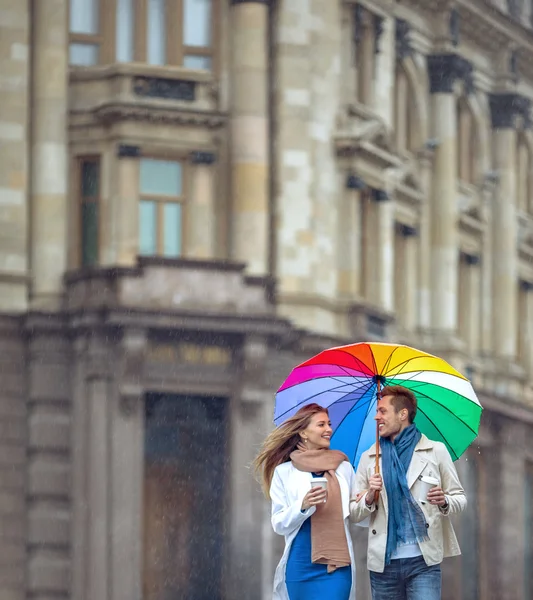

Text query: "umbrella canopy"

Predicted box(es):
[275, 342, 482, 468]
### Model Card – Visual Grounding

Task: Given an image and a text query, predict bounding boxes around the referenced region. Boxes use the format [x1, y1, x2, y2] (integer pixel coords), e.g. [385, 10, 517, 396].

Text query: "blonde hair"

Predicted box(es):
[253, 403, 329, 497]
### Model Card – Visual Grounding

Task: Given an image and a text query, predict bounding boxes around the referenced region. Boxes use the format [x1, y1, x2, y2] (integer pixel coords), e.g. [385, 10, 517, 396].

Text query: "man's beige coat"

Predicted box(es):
[350, 434, 467, 573]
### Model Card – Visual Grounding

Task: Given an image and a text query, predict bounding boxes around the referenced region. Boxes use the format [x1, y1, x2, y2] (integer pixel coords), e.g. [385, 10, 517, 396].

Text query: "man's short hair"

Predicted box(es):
[380, 385, 417, 424]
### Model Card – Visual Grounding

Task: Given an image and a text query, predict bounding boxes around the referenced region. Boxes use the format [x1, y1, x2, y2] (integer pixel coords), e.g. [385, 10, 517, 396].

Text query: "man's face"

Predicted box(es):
[375, 394, 405, 439]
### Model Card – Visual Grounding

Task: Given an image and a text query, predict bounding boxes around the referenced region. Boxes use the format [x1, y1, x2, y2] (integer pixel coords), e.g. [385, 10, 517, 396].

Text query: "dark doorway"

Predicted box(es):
[143, 393, 229, 600]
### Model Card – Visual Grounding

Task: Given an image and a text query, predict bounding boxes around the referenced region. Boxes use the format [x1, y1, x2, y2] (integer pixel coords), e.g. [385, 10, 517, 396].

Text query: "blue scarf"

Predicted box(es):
[380, 424, 430, 566]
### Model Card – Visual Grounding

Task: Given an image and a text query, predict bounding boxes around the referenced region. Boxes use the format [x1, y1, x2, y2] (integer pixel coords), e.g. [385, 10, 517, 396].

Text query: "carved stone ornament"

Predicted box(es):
[399, 223, 418, 237]
[133, 76, 196, 101]
[190, 151, 217, 165]
[346, 174, 366, 190]
[395, 19, 412, 60]
[489, 93, 532, 129]
[427, 53, 474, 95]
[117, 144, 140, 158]
[231, 0, 270, 4]
[94, 104, 226, 129]
[371, 189, 389, 202]
[449, 9, 460, 47]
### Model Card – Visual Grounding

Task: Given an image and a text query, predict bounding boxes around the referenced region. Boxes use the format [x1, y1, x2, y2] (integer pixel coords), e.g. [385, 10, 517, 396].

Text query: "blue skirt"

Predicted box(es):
[285, 519, 352, 600]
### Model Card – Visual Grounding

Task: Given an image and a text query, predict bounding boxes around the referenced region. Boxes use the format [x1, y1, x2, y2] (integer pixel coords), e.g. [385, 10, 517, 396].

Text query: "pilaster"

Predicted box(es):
[230, 0, 270, 275]
[114, 145, 140, 266]
[30, 0, 69, 309]
[187, 152, 217, 259]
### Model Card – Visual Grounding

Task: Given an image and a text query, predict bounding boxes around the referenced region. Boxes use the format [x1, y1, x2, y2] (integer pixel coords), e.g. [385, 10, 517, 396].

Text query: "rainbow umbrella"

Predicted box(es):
[275, 342, 482, 468]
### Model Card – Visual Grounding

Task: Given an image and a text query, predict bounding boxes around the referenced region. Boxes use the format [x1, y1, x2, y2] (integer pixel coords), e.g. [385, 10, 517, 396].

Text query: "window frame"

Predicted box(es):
[138, 156, 188, 258]
[77, 155, 102, 268]
[68, 0, 219, 71]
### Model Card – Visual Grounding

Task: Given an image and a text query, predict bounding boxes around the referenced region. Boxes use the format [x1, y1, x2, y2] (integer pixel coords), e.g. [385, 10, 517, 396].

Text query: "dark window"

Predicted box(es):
[79, 158, 100, 266]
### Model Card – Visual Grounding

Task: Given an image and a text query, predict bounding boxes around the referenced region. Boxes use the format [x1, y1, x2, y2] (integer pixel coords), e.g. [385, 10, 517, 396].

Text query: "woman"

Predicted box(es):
[253, 403, 357, 600]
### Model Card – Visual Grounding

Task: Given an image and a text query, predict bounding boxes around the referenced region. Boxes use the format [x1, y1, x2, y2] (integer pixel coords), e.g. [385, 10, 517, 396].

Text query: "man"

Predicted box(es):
[350, 385, 466, 600]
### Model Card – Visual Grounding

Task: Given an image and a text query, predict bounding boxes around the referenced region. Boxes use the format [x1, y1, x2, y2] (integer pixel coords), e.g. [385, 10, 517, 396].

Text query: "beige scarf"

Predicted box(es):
[290, 449, 351, 573]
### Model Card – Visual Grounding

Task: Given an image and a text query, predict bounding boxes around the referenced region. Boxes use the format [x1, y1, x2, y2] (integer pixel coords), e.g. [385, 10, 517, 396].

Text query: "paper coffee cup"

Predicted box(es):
[311, 477, 328, 502]
[418, 475, 439, 504]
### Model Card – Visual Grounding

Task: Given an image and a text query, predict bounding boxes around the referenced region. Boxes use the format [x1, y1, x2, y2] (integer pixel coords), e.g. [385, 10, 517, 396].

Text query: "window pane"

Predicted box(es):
[147, 0, 166, 65]
[139, 201, 157, 255]
[116, 0, 135, 62]
[140, 159, 182, 196]
[163, 203, 182, 257]
[184, 0, 212, 47]
[82, 201, 99, 266]
[70, 0, 99, 34]
[183, 55, 212, 71]
[81, 161, 99, 197]
[69, 43, 99, 66]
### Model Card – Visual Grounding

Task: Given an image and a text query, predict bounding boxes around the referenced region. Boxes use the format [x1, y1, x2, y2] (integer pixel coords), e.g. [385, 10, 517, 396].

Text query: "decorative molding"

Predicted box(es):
[93, 103, 227, 129]
[190, 151, 217, 165]
[117, 144, 141, 158]
[346, 174, 366, 190]
[374, 15, 385, 54]
[509, 50, 519, 83]
[427, 54, 474, 94]
[461, 252, 481, 266]
[399, 223, 418, 237]
[488, 93, 531, 129]
[231, 0, 270, 4]
[132, 76, 196, 101]
[450, 8, 460, 47]
[395, 19, 412, 60]
[371, 189, 389, 202]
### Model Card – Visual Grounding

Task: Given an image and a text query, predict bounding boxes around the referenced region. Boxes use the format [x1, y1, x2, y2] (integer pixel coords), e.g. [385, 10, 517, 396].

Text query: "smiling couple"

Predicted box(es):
[253, 386, 467, 600]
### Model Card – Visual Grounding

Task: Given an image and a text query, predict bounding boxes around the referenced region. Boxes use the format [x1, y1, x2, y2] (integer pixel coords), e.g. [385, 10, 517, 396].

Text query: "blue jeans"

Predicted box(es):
[369, 556, 441, 600]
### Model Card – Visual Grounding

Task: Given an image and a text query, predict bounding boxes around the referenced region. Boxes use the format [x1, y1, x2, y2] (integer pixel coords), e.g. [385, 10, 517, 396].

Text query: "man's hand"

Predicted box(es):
[365, 473, 383, 505]
[427, 486, 447, 507]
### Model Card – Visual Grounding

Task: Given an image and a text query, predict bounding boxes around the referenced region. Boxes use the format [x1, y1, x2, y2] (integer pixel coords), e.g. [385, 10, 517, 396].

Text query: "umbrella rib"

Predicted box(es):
[412, 387, 479, 437]
[332, 350, 377, 379]
[416, 405, 460, 461]
[350, 388, 379, 465]
[389, 372, 482, 409]
[275, 379, 364, 421]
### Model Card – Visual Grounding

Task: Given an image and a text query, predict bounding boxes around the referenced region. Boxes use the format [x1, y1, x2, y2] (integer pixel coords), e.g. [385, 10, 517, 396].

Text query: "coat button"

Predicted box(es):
[372, 529, 377, 535]
[425, 523, 429, 529]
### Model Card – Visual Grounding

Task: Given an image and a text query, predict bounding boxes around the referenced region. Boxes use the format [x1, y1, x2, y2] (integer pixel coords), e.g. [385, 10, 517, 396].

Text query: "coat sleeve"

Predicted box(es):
[435, 443, 467, 516]
[349, 455, 376, 523]
[270, 467, 315, 536]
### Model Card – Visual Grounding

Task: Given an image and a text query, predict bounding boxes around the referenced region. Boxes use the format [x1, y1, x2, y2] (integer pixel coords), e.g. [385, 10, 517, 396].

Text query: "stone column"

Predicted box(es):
[110, 328, 146, 600]
[480, 180, 495, 356]
[0, 1, 30, 312]
[114, 145, 140, 265]
[417, 150, 434, 330]
[355, 6, 378, 106]
[375, 190, 394, 313]
[186, 152, 217, 259]
[427, 55, 469, 332]
[338, 175, 365, 299]
[228, 336, 271, 599]
[395, 225, 418, 332]
[230, 0, 269, 275]
[30, 0, 68, 308]
[489, 94, 521, 360]
[497, 420, 526, 600]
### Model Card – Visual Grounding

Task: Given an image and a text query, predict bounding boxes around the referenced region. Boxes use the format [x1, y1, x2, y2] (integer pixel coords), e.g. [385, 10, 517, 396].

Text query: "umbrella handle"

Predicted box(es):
[374, 419, 380, 503]
[374, 380, 381, 503]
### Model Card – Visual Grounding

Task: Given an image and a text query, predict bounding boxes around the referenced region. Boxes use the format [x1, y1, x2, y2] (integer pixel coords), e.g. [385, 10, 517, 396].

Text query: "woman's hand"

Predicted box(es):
[301, 487, 327, 510]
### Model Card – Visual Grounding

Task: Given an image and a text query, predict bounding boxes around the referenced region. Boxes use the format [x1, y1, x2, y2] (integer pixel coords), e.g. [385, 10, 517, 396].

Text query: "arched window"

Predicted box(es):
[517, 134, 531, 214]
[394, 64, 415, 153]
[457, 98, 477, 185]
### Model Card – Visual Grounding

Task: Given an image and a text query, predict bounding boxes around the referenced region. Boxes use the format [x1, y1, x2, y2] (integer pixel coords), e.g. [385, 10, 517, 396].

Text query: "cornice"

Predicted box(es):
[91, 103, 227, 129]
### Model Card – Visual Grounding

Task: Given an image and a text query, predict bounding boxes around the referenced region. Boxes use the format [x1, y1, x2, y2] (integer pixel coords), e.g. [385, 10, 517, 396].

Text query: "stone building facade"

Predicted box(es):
[1, 0, 533, 599]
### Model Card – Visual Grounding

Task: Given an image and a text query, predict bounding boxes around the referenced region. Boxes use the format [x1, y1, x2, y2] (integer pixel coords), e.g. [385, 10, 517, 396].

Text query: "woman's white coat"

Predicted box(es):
[270, 460, 357, 600]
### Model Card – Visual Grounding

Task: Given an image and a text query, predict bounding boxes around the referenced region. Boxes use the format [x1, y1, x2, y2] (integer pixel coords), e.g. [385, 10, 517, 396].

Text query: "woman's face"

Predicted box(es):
[300, 412, 332, 450]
